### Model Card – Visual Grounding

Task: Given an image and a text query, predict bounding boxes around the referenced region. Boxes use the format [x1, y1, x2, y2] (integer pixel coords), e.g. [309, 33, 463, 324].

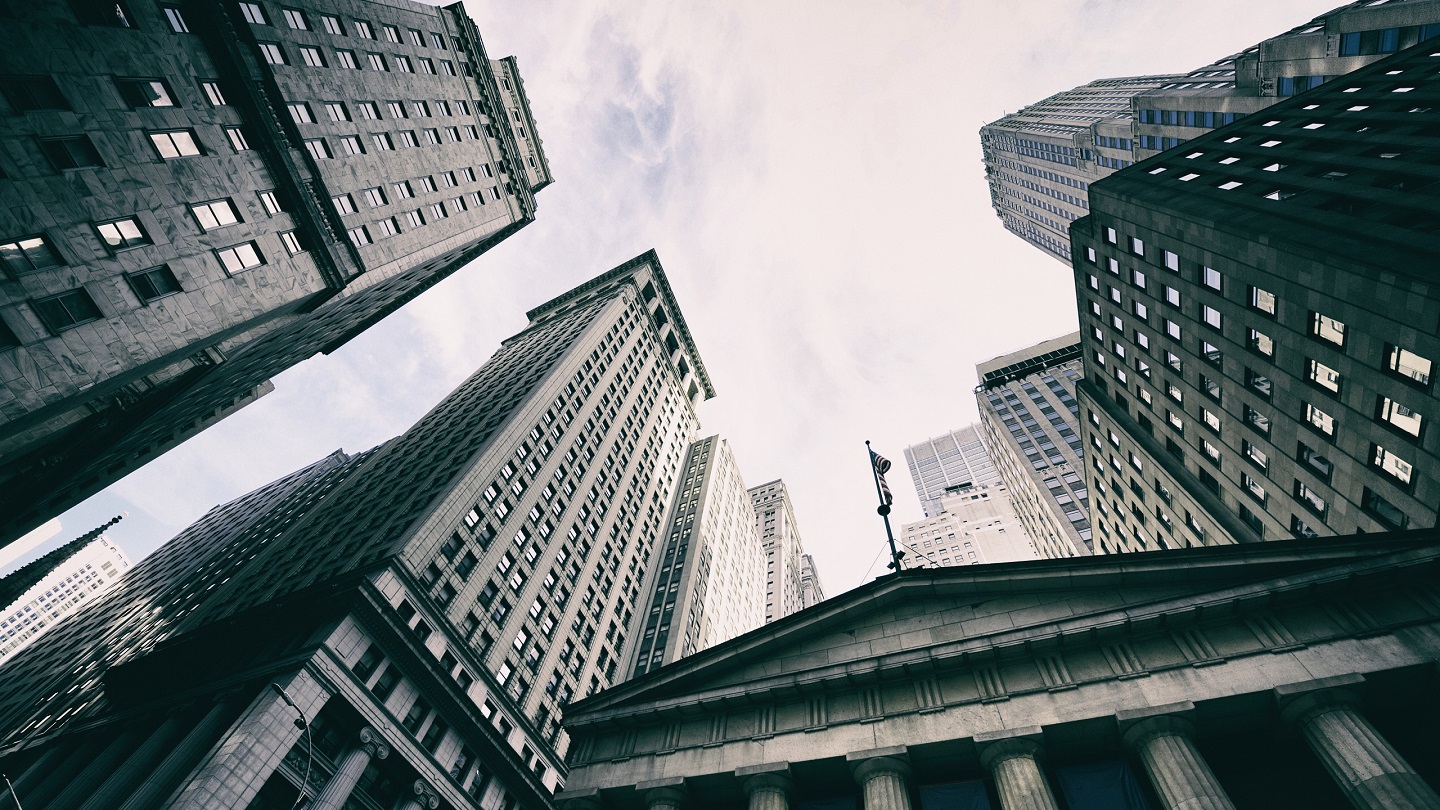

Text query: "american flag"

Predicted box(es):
[870, 449, 894, 506]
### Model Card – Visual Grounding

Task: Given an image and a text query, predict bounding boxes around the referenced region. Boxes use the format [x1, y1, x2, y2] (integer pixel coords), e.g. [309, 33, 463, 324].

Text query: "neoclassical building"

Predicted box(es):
[559, 532, 1440, 810]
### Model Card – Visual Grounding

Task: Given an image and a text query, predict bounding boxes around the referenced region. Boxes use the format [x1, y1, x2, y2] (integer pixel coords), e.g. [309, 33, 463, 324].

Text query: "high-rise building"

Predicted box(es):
[982, 1, 1440, 263]
[975, 334, 1092, 558]
[748, 480, 818, 623]
[0, 0, 551, 550]
[1071, 41, 1440, 553]
[626, 435, 765, 678]
[0, 250, 710, 809]
[798, 553, 825, 609]
[899, 483, 1036, 569]
[0, 517, 130, 665]
[903, 425, 999, 517]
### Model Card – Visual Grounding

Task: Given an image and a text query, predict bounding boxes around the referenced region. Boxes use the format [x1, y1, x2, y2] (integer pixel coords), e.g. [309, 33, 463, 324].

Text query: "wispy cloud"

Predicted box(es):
[58, 0, 1336, 593]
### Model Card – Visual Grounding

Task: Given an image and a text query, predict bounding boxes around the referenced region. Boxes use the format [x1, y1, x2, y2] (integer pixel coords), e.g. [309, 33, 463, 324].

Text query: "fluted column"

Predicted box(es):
[395, 779, 440, 810]
[849, 747, 913, 810]
[112, 700, 235, 810]
[1120, 709, 1235, 810]
[977, 730, 1060, 810]
[742, 769, 793, 810]
[1281, 688, 1440, 810]
[310, 727, 390, 810]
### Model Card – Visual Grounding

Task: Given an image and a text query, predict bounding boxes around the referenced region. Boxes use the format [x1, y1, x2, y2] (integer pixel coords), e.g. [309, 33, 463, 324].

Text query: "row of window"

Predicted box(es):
[288, 97, 474, 124]
[301, 123, 487, 160]
[345, 191, 501, 246]
[239, 1, 452, 51]
[1136, 109, 1243, 128]
[256, 39, 459, 77]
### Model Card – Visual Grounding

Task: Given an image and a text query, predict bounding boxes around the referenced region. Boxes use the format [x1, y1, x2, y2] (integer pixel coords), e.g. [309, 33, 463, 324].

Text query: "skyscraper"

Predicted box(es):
[798, 553, 825, 609]
[1072, 41, 1440, 553]
[626, 435, 765, 678]
[0, 517, 130, 665]
[902, 425, 999, 517]
[982, 1, 1440, 262]
[0, 0, 550, 549]
[975, 334, 1092, 558]
[748, 480, 819, 623]
[0, 250, 709, 809]
[899, 484, 1036, 569]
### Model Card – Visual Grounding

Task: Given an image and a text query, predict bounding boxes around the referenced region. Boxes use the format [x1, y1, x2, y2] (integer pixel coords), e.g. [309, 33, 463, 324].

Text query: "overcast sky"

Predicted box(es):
[26, 0, 1335, 595]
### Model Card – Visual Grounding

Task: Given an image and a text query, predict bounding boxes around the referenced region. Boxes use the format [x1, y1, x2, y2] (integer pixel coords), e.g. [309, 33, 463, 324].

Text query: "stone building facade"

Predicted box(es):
[748, 480, 819, 624]
[558, 532, 1440, 810]
[975, 337, 1090, 559]
[981, 0, 1440, 263]
[0, 0, 550, 549]
[0, 250, 708, 809]
[902, 426, 999, 518]
[626, 435, 766, 679]
[1071, 40, 1440, 552]
[898, 485, 1036, 569]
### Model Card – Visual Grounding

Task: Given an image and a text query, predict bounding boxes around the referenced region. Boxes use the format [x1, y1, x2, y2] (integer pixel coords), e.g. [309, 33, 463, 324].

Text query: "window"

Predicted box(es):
[354, 20, 374, 39]
[1202, 266, 1221, 291]
[302, 138, 332, 160]
[347, 225, 372, 246]
[282, 8, 308, 29]
[419, 176, 437, 193]
[1200, 375, 1221, 401]
[1362, 487, 1407, 530]
[1165, 319, 1181, 340]
[2, 75, 69, 111]
[1304, 402, 1336, 437]
[362, 187, 387, 208]
[371, 133, 395, 151]
[1296, 442, 1332, 482]
[1163, 250, 1179, 271]
[1245, 368, 1272, 400]
[116, 78, 175, 107]
[356, 101, 379, 120]
[339, 136, 364, 156]
[394, 181, 415, 200]
[95, 217, 151, 251]
[279, 230, 304, 254]
[1202, 305, 1221, 330]
[226, 127, 251, 151]
[1202, 440, 1220, 463]
[1164, 285, 1180, 307]
[375, 217, 399, 238]
[423, 128, 440, 145]
[201, 81, 226, 106]
[40, 136, 104, 169]
[299, 46, 325, 67]
[321, 14, 343, 34]
[335, 50, 358, 69]
[395, 55, 413, 73]
[406, 210, 424, 229]
[382, 24, 400, 42]
[32, 289, 101, 331]
[287, 102, 313, 124]
[1249, 286, 1276, 316]
[323, 102, 350, 122]
[216, 242, 264, 273]
[419, 57, 436, 75]
[1307, 359, 1341, 394]
[399, 131, 418, 148]
[1309, 312, 1346, 348]
[1248, 328, 1274, 358]
[1244, 405, 1271, 436]
[1377, 396, 1423, 438]
[258, 42, 286, 65]
[428, 202, 447, 219]
[126, 265, 181, 301]
[332, 194, 357, 215]
[1383, 344, 1432, 389]
[258, 190, 282, 215]
[150, 129, 203, 159]
[1243, 440, 1268, 470]
[413, 100, 431, 118]
[0, 235, 63, 275]
[1242, 473, 1267, 504]
[239, 2, 268, 25]
[1294, 480, 1326, 518]
[408, 28, 424, 45]
[367, 52, 388, 71]
[1165, 351, 1182, 372]
[1202, 407, 1221, 432]
[1371, 444, 1413, 487]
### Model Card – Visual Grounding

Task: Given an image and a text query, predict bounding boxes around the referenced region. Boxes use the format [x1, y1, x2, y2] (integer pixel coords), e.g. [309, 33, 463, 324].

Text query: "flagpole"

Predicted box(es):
[866, 441, 904, 573]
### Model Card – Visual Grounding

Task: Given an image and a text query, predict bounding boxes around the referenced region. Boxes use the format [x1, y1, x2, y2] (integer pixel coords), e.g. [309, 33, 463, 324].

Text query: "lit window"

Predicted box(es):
[303, 139, 332, 160]
[1304, 402, 1336, 437]
[1202, 408, 1220, 432]
[1309, 312, 1346, 348]
[0, 235, 64, 275]
[282, 8, 308, 29]
[348, 225, 372, 246]
[336, 50, 358, 69]
[149, 129, 203, 159]
[321, 14, 343, 35]
[1307, 359, 1341, 394]
[1165, 319, 1181, 340]
[368, 52, 388, 71]
[332, 194, 356, 215]
[215, 241, 264, 273]
[1377, 396, 1423, 438]
[1243, 440, 1268, 470]
[339, 136, 364, 156]
[362, 187, 387, 207]
[1249, 286, 1276, 315]
[201, 81, 226, 106]
[116, 78, 176, 107]
[280, 230, 304, 254]
[258, 42, 286, 65]
[1248, 328, 1274, 357]
[1202, 305, 1221, 330]
[1384, 344, 1431, 388]
[95, 217, 152, 251]
[299, 46, 325, 67]
[239, 2, 268, 24]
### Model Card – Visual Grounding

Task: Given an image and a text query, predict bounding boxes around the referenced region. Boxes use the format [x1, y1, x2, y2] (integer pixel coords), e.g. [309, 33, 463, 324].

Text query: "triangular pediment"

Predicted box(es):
[569, 533, 1440, 725]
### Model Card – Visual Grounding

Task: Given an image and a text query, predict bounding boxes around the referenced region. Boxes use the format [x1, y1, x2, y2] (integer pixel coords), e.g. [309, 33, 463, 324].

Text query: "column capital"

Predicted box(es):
[738, 764, 793, 798]
[975, 727, 1045, 773]
[556, 787, 604, 810]
[357, 726, 390, 760]
[1277, 685, 1362, 729]
[1121, 714, 1197, 752]
[847, 746, 910, 784]
[409, 779, 440, 809]
[639, 777, 688, 810]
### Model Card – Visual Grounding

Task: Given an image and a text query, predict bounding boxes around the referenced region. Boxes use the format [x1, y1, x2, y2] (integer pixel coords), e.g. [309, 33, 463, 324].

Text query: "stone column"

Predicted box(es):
[1280, 686, 1440, 810]
[848, 746, 913, 810]
[642, 780, 688, 810]
[310, 727, 390, 810]
[976, 728, 1060, 810]
[112, 700, 236, 810]
[1119, 705, 1235, 810]
[48, 723, 162, 810]
[395, 779, 440, 810]
[739, 764, 794, 810]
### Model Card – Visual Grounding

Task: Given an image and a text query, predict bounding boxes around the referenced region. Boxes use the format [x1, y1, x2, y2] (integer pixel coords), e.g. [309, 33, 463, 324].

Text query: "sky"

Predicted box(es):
[23, 0, 1337, 596]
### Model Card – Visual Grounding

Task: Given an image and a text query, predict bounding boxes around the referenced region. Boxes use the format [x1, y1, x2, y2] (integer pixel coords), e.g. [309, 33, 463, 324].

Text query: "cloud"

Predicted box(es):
[67, 0, 1341, 597]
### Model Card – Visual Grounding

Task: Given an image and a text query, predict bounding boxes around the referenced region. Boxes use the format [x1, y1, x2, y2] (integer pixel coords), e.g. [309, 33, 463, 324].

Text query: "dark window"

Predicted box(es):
[126, 265, 181, 301]
[1362, 487, 1408, 530]
[370, 665, 399, 700]
[115, 78, 176, 107]
[2, 76, 69, 111]
[70, 0, 138, 28]
[0, 318, 19, 349]
[402, 697, 430, 733]
[352, 645, 381, 680]
[40, 136, 104, 170]
[33, 288, 102, 331]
